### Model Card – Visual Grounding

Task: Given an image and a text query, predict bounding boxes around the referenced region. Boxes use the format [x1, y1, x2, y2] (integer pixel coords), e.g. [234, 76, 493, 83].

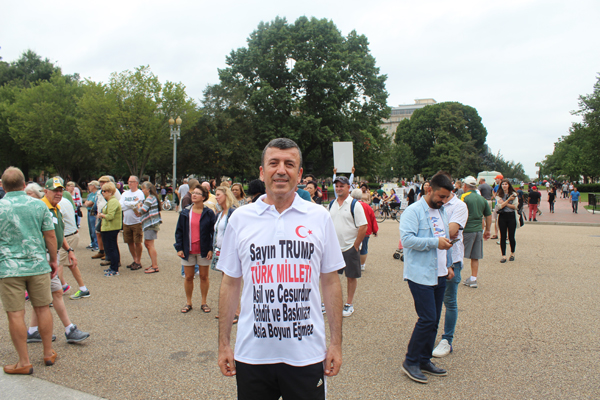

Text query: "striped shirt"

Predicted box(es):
[138, 195, 162, 231]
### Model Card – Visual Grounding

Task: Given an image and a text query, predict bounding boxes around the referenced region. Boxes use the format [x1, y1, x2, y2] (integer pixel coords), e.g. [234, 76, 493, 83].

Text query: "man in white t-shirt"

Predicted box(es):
[120, 176, 145, 270]
[329, 175, 367, 318]
[433, 172, 468, 358]
[399, 172, 454, 384]
[218, 138, 345, 400]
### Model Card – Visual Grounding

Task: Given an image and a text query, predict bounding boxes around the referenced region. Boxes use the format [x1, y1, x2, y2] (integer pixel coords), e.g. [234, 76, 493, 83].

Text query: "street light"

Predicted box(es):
[169, 116, 182, 197]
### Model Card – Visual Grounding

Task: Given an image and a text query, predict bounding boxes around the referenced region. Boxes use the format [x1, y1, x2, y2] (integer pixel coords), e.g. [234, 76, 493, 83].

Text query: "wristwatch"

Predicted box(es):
[67, 248, 75, 253]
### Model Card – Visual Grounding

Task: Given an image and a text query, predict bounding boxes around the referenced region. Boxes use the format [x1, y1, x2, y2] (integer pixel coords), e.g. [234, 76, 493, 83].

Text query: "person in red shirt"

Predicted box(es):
[351, 189, 378, 271]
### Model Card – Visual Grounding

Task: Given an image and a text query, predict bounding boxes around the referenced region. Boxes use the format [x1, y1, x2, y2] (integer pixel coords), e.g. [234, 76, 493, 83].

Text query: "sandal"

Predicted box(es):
[500, 258, 507, 263]
[491, 235, 498, 239]
[233, 314, 239, 324]
[130, 263, 142, 271]
[144, 267, 159, 274]
[201, 304, 211, 313]
[181, 304, 192, 313]
[509, 256, 515, 261]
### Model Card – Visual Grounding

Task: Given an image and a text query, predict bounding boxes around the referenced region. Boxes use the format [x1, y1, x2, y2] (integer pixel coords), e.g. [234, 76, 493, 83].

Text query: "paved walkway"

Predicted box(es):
[1, 202, 599, 399]
[525, 190, 600, 226]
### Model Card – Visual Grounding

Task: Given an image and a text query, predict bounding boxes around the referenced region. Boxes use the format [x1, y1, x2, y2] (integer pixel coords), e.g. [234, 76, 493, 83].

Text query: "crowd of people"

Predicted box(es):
[0, 148, 590, 398]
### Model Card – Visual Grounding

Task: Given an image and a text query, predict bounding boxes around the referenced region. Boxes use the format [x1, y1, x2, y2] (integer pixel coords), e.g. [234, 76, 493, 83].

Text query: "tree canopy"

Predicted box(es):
[541, 74, 600, 182]
[217, 16, 390, 176]
[395, 102, 488, 178]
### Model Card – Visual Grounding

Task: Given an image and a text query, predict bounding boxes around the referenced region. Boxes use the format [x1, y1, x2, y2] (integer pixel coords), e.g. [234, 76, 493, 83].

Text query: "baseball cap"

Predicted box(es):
[495, 174, 504, 180]
[532, 186, 537, 190]
[463, 176, 477, 186]
[333, 176, 350, 185]
[45, 177, 64, 190]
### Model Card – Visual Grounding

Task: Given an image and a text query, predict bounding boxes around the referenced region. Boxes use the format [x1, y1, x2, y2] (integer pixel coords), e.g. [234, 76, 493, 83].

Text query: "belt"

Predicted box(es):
[65, 231, 78, 238]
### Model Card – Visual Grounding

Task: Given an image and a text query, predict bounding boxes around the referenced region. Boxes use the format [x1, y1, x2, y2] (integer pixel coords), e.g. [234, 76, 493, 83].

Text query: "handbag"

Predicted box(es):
[516, 209, 524, 228]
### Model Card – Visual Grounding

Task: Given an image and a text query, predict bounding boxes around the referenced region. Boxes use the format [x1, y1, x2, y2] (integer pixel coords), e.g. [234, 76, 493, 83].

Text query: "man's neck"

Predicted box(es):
[336, 194, 348, 205]
[262, 192, 295, 213]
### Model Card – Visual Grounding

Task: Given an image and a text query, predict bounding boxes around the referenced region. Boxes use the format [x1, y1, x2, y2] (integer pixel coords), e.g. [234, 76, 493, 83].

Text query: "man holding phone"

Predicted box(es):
[399, 172, 455, 384]
[433, 172, 468, 358]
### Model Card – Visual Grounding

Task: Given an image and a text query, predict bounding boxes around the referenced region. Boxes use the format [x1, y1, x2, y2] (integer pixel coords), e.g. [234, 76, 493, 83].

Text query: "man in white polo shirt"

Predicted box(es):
[120, 176, 145, 270]
[329, 175, 367, 318]
[218, 138, 345, 400]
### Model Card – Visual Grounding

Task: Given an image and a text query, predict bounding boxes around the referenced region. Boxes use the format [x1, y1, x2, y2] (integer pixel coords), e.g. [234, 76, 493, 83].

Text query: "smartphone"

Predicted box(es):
[450, 238, 460, 245]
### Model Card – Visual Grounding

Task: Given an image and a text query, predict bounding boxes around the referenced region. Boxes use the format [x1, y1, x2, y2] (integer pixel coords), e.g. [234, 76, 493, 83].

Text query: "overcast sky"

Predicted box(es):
[2, 0, 599, 178]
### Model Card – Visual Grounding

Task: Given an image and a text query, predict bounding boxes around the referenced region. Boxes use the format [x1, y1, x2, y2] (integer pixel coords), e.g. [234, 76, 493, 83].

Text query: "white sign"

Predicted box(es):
[333, 142, 354, 173]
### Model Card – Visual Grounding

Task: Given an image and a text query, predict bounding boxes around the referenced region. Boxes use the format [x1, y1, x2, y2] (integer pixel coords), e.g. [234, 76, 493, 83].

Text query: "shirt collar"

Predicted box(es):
[254, 193, 308, 215]
[42, 196, 60, 211]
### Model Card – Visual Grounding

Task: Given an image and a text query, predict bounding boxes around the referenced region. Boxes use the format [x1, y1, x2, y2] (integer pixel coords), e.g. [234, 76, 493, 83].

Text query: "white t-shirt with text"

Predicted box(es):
[120, 189, 145, 226]
[218, 194, 345, 366]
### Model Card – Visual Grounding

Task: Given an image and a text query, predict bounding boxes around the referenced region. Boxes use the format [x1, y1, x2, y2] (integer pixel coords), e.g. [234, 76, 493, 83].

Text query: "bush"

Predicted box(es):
[574, 184, 600, 193]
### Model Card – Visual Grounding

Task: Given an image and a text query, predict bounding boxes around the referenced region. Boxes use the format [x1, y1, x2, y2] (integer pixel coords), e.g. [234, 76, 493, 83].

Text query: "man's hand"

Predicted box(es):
[324, 343, 342, 376]
[333, 167, 337, 174]
[438, 237, 452, 250]
[49, 260, 59, 279]
[483, 230, 491, 240]
[446, 267, 455, 281]
[218, 345, 237, 376]
[351, 166, 355, 174]
[68, 252, 77, 269]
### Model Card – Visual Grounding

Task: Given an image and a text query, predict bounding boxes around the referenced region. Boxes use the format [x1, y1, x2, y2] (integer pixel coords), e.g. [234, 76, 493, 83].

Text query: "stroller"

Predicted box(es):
[393, 239, 404, 262]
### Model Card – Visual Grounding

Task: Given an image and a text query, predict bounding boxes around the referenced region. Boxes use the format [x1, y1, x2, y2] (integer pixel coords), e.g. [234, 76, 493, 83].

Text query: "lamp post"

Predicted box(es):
[169, 116, 182, 197]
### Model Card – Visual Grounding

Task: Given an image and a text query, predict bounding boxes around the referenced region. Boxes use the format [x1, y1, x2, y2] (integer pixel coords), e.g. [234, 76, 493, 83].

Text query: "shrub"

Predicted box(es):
[574, 184, 600, 193]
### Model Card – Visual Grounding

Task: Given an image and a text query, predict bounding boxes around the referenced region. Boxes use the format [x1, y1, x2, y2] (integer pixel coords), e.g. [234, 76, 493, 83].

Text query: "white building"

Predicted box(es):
[381, 98, 436, 137]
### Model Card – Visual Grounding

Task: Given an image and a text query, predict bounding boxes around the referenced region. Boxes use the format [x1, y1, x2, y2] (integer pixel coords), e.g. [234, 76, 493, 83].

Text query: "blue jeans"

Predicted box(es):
[88, 213, 98, 248]
[405, 277, 446, 366]
[442, 262, 462, 344]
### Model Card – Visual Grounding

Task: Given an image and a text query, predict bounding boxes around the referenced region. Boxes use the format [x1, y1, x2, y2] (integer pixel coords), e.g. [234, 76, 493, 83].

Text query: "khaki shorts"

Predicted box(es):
[182, 254, 211, 267]
[50, 275, 62, 293]
[59, 233, 80, 267]
[0, 273, 52, 311]
[123, 223, 143, 244]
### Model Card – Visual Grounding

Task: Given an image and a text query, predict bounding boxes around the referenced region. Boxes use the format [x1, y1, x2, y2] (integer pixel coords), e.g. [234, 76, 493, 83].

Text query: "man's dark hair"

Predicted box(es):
[1, 167, 25, 192]
[430, 172, 454, 192]
[305, 174, 316, 181]
[261, 138, 302, 170]
[247, 179, 266, 196]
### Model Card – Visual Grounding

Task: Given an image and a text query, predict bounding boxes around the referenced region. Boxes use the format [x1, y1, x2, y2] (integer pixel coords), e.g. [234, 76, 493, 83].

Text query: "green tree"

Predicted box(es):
[78, 66, 198, 178]
[217, 16, 390, 176]
[395, 102, 488, 178]
[7, 72, 90, 180]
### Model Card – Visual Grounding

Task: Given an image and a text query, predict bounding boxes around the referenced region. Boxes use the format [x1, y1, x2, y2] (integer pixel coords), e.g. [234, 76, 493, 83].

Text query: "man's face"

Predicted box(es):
[426, 187, 451, 209]
[88, 184, 96, 193]
[128, 176, 138, 191]
[335, 182, 350, 198]
[44, 188, 63, 207]
[495, 179, 501, 185]
[260, 147, 302, 198]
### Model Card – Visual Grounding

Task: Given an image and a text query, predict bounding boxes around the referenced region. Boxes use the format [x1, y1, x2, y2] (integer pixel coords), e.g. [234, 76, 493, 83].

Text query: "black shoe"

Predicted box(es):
[420, 361, 447, 376]
[402, 361, 428, 383]
[533, 219, 538, 222]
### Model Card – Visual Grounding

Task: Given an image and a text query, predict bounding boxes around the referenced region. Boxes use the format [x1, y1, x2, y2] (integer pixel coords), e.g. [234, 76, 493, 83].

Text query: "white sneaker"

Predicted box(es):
[342, 303, 354, 317]
[361, 264, 365, 271]
[432, 339, 453, 358]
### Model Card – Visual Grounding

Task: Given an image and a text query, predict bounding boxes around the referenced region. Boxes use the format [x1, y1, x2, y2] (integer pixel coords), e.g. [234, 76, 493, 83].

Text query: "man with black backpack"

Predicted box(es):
[329, 175, 367, 317]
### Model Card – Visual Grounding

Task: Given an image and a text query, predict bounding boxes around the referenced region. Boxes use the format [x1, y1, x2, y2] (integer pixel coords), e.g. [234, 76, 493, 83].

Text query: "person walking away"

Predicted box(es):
[120, 176, 145, 270]
[495, 180, 518, 263]
[0, 168, 58, 374]
[351, 188, 378, 272]
[399, 172, 454, 383]
[548, 187, 556, 213]
[217, 138, 345, 399]
[460, 176, 492, 288]
[98, 182, 122, 276]
[174, 185, 215, 313]
[528, 186, 541, 221]
[570, 186, 581, 213]
[84, 181, 99, 251]
[135, 182, 162, 274]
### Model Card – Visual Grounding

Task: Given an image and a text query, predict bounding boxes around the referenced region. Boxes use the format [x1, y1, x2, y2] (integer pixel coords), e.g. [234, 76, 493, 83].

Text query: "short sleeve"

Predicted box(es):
[217, 221, 242, 278]
[449, 201, 468, 228]
[41, 208, 54, 232]
[320, 216, 345, 274]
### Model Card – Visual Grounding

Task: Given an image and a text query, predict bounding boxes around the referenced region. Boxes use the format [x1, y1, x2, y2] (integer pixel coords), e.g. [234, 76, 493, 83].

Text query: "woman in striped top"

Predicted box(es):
[135, 182, 162, 274]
